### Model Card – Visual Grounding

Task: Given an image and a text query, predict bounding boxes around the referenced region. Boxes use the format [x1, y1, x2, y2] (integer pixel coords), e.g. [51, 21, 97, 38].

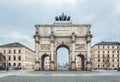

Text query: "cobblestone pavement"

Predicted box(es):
[0, 70, 120, 82]
[0, 76, 120, 82]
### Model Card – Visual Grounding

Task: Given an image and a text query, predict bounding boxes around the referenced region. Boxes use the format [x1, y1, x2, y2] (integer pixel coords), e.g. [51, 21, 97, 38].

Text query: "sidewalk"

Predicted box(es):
[0, 70, 120, 77]
[0, 70, 31, 77]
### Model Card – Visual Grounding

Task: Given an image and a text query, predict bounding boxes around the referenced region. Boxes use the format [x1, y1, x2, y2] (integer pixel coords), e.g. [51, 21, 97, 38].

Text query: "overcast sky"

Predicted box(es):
[0, 0, 120, 50]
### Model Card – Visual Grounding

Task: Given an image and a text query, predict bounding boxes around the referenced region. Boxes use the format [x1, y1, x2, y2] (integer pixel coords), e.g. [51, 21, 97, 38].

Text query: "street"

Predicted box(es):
[0, 70, 120, 82]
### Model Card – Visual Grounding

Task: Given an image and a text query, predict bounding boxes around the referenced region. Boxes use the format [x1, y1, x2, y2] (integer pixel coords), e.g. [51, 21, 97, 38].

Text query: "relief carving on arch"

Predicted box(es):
[77, 27, 83, 34]
[76, 44, 85, 50]
[43, 28, 48, 35]
[40, 44, 50, 50]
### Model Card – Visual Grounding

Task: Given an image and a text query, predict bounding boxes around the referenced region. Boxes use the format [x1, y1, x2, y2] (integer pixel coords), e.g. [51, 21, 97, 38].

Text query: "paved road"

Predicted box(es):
[0, 76, 120, 82]
[0, 70, 120, 82]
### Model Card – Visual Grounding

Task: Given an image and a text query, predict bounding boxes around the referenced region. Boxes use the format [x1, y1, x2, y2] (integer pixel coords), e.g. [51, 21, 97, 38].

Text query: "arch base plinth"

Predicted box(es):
[50, 61, 55, 71]
[71, 61, 76, 71]
[35, 61, 40, 71]
[86, 61, 92, 71]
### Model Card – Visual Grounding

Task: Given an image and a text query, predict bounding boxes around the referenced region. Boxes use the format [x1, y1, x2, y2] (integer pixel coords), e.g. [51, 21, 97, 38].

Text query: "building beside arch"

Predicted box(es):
[91, 41, 120, 70]
[0, 42, 35, 70]
[34, 13, 92, 71]
[0, 52, 5, 70]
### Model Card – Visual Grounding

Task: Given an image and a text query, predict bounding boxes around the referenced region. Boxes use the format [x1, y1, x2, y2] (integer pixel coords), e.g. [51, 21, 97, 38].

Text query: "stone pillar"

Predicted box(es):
[51, 42, 54, 61]
[50, 31, 55, 70]
[35, 41, 39, 61]
[72, 42, 75, 61]
[86, 30, 92, 71]
[34, 61, 40, 71]
[34, 31, 40, 71]
[71, 33, 76, 70]
[86, 42, 92, 71]
[87, 42, 91, 62]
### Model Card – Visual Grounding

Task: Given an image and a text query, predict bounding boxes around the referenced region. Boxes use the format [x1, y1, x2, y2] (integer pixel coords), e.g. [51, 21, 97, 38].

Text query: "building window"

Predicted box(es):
[117, 59, 119, 62]
[4, 56, 6, 60]
[19, 49, 21, 54]
[98, 46, 100, 49]
[117, 51, 119, 54]
[98, 54, 100, 58]
[107, 54, 109, 58]
[4, 50, 6, 54]
[112, 46, 114, 49]
[108, 51, 109, 53]
[117, 46, 119, 49]
[14, 56, 16, 61]
[103, 65, 104, 67]
[117, 54, 119, 57]
[18, 56, 21, 60]
[98, 51, 100, 53]
[8, 56, 11, 60]
[98, 59, 100, 62]
[103, 46, 104, 49]
[103, 51, 104, 53]
[112, 65, 114, 67]
[98, 65, 100, 67]
[13, 63, 16, 66]
[112, 54, 114, 58]
[103, 59, 104, 62]
[108, 46, 109, 49]
[14, 50, 16, 54]
[75, 58, 76, 60]
[8, 63, 11, 66]
[9, 50, 11, 54]
[112, 59, 114, 62]
[112, 51, 114, 53]
[103, 54, 105, 57]
[18, 63, 21, 66]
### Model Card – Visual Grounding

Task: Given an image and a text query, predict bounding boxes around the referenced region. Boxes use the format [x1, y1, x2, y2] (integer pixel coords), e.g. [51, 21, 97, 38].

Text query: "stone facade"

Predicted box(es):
[34, 14, 92, 71]
[0, 53, 5, 69]
[0, 42, 35, 70]
[91, 41, 120, 69]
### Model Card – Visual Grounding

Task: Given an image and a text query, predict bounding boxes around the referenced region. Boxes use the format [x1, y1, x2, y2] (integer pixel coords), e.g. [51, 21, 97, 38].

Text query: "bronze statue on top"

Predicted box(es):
[55, 13, 71, 21]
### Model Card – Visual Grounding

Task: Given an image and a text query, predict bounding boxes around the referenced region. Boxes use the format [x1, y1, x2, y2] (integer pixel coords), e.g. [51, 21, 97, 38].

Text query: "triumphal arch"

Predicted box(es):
[34, 13, 92, 71]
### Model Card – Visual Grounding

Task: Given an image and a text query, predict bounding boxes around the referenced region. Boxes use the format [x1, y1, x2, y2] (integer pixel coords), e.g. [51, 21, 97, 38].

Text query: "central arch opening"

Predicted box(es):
[56, 44, 70, 70]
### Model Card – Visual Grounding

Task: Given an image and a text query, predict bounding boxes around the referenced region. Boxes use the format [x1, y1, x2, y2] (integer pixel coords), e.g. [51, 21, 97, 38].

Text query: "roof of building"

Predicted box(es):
[0, 42, 34, 52]
[95, 41, 120, 45]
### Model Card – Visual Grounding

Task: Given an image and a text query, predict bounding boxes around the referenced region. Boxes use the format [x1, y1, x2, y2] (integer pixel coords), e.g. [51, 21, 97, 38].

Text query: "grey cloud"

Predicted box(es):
[0, 0, 120, 48]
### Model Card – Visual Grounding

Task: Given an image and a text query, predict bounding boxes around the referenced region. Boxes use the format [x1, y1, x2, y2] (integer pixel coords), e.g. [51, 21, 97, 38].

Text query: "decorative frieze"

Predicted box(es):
[76, 44, 85, 50]
[77, 27, 83, 34]
[40, 44, 50, 50]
